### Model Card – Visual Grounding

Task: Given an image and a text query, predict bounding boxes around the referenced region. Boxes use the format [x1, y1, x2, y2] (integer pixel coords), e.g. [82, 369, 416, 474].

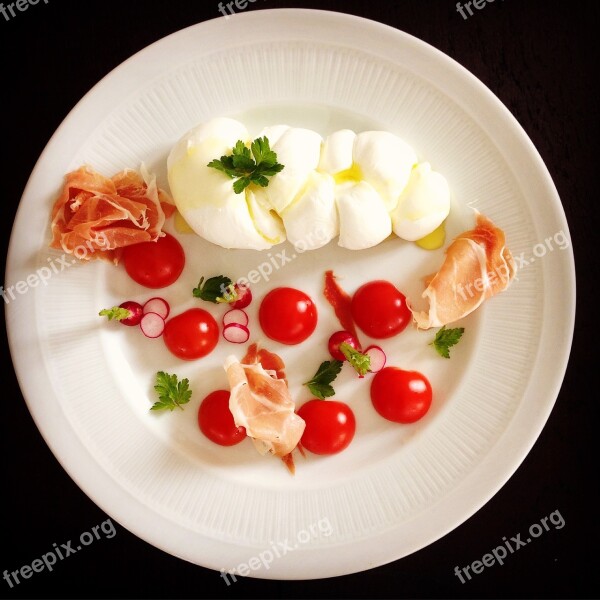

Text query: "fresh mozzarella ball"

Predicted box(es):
[336, 181, 392, 250]
[167, 118, 277, 250]
[318, 129, 356, 175]
[167, 117, 249, 169]
[263, 127, 323, 214]
[246, 187, 286, 245]
[258, 124, 290, 147]
[391, 162, 450, 241]
[353, 131, 417, 212]
[281, 172, 338, 250]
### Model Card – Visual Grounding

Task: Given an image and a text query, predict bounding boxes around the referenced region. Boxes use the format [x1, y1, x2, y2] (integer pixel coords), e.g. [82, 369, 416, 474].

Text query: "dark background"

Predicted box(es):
[1, 1, 598, 598]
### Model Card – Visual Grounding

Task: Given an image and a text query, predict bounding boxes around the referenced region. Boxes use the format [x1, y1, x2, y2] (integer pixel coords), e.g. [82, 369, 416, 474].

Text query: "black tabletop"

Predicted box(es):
[1, 1, 598, 598]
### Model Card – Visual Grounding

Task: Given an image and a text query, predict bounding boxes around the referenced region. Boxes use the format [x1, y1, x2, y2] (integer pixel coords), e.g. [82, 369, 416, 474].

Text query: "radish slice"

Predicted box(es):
[365, 345, 386, 372]
[223, 309, 249, 327]
[143, 297, 170, 320]
[140, 312, 165, 338]
[223, 323, 250, 344]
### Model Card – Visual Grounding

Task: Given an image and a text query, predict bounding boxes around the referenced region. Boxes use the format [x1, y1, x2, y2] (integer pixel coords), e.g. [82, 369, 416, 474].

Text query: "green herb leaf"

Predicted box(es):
[303, 360, 343, 400]
[430, 326, 465, 358]
[151, 371, 192, 412]
[207, 136, 284, 194]
[99, 306, 131, 321]
[193, 275, 237, 304]
[340, 342, 371, 377]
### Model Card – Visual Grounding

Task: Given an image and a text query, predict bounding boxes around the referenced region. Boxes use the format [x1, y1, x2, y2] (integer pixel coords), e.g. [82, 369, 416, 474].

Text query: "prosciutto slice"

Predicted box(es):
[411, 213, 516, 329]
[224, 344, 305, 461]
[50, 165, 173, 264]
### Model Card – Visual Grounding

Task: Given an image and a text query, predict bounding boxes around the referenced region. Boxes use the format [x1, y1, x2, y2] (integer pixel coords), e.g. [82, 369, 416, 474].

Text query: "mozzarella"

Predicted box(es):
[263, 127, 323, 214]
[336, 182, 392, 250]
[391, 162, 450, 241]
[318, 129, 356, 175]
[353, 131, 417, 212]
[281, 171, 338, 250]
[167, 118, 280, 250]
[246, 187, 286, 245]
[167, 118, 451, 252]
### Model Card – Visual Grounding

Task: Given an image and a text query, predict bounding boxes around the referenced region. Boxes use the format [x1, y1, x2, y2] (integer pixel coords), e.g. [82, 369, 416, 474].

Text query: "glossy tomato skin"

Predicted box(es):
[198, 390, 246, 446]
[370, 367, 432, 423]
[163, 308, 218, 360]
[297, 400, 356, 455]
[123, 233, 185, 289]
[259, 287, 318, 345]
[351, 280, 411, 339]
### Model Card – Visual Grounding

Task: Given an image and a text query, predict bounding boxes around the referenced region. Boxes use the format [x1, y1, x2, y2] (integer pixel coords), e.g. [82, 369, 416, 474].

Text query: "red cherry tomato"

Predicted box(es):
[297, 400, 356, 455]
[351, 280, 411, 339]
[123, 233, 185, 289]
[328, 330, 360, 361]
[198, 390, 246, 446]
[163, 308, 218, 360]
[370, 367, 432, 423]
[259, 287, 317, 345]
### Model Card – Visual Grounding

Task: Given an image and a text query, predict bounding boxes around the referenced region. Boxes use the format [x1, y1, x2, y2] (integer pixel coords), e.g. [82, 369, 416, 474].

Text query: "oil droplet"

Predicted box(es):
[415, 221, 446, 250]
[333, 163, 363, 185]
[174, 210, 194, 234]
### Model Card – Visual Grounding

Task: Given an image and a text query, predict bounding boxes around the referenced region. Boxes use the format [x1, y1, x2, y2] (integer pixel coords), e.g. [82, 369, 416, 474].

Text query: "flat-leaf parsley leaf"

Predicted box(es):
[303, 360, 343, 400]
[207, 136, 284, 194]
[151, 371, 192, 411]
[430, 326, 465, 358]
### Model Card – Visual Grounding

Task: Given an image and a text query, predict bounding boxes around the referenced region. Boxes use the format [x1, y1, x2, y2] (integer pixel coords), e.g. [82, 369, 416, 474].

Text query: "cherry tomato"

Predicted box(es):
[370, 367, 432, 423]
[259, 287, 317, 345]
[351, 280, 411, 339]
[297, 400, 356, 455]
[123, 233, 185, 289]
[328, 330, 360, 361]
[163, 308, 218, 360]
[198, 390, 246, 446]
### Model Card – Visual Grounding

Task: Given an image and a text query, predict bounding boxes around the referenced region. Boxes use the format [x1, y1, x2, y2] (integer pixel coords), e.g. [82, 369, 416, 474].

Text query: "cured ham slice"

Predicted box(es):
[411, 213, 516, 329]
[50, 165, 173, 264]
[224, 344, 305, 466]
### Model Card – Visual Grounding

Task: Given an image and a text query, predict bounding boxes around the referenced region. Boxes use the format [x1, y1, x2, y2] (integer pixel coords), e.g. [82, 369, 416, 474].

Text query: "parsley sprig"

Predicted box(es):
[303, 360, 343, 400]
[193, 275, 237, 304]
[430, 326, 465, 358]
[207, 137, 284, 194]
[151, 371, 192, 411]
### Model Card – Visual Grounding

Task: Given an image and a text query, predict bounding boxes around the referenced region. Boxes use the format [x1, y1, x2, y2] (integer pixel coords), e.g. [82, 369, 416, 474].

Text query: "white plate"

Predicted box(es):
[6, 9, 575, 579]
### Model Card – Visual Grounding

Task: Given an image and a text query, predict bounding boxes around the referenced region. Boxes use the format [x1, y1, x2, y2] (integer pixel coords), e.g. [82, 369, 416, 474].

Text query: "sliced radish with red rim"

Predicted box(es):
[143, 297, 170, 320]
[223, 309, 249, 327]
[365, 345, 386, 372]
[140, 312, 165, 338]
[223, 323, 250, 344]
